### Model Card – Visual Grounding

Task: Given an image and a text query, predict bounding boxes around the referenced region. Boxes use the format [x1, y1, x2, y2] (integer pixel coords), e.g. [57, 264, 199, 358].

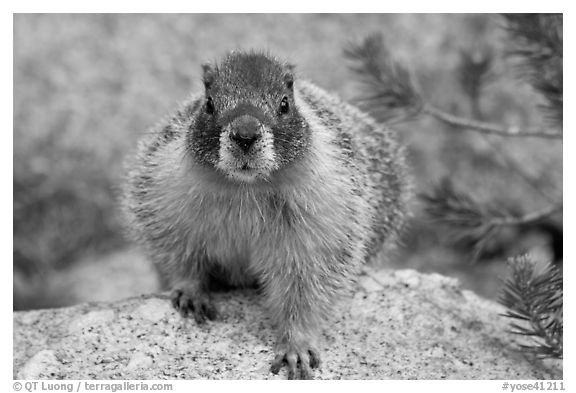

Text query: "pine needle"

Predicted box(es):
[344, 33, 423, 123]
[499, 255, 563, 359]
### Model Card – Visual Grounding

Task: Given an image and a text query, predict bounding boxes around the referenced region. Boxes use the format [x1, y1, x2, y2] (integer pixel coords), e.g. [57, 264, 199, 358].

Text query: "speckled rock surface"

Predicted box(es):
[13, 269, 562, 379]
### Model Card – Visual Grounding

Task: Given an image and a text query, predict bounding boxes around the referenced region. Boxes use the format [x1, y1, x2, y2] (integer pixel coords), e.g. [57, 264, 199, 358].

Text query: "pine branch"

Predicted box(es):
[345, 33, 562, 139]
[489, 203, 562, 226]
[421, 179, 507, 260]
[455, 46, 561, 205]
[474, 134, 560, 204]
[457, 46, 494, 118]
[499, 254, 563, 359]
[422, 104, 562, 139]
[422, 178, 505, 229]
[503, 14, 563, 128]
[421, 179, 562, 260]
[344, 33, 423, 123]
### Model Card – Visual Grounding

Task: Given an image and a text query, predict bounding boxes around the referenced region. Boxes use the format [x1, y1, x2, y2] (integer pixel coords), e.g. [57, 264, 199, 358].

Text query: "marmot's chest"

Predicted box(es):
[186, 190, 335, 264]
[192, 191, 300, 235]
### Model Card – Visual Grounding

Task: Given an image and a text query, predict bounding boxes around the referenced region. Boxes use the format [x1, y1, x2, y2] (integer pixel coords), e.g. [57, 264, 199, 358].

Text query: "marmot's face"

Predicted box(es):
[189, 52, 311, 184]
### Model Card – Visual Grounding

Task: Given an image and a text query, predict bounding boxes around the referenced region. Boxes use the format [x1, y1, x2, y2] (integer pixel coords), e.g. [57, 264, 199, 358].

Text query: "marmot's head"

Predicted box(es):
[188, 51, 310, 183]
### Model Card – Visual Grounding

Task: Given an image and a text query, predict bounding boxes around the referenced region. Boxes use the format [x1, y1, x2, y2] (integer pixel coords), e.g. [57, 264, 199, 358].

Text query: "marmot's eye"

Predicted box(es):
[279, 96, 289, 114]
[206, 97, 215, 115]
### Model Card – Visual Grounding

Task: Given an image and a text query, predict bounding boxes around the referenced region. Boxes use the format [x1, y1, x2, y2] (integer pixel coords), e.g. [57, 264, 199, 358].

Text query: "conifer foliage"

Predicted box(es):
[500, 255, 563, 358]
[503, 14, 563, 128]
[345, 14, 562, 359]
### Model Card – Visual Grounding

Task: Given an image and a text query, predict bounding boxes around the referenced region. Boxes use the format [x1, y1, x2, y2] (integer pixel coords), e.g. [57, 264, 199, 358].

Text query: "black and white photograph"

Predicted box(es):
[12, 13, 563, 383]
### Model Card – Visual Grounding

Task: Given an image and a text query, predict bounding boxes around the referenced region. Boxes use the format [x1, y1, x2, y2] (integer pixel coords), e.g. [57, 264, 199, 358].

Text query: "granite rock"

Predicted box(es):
[13, 269, 562, 379]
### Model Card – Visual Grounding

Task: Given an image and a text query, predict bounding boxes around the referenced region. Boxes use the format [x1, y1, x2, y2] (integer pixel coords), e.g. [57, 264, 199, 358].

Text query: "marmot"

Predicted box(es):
[123, 51, 410, 379]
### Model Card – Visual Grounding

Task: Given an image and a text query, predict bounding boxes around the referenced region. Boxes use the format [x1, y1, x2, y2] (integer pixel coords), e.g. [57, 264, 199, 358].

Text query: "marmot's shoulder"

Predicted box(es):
[295, 80, 373, 123]
[294, 79, 411, 258]
[295, 79, 406, 166]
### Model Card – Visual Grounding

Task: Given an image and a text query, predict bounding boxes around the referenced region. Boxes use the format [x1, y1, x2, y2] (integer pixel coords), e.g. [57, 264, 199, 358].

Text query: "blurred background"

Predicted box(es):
[13, 14, 562, 311]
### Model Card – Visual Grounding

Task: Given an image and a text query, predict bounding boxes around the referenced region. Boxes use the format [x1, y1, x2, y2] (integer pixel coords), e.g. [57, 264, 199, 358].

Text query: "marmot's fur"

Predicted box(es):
[123, 51, 410, 379]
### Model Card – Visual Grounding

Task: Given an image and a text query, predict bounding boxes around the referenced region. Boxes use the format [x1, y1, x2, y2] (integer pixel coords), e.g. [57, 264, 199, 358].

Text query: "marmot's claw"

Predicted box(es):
[170, 288, 217, 324]
[270, 347, 320, 380]
[270, 354, 285, 375]
[308, 348, 321, 369]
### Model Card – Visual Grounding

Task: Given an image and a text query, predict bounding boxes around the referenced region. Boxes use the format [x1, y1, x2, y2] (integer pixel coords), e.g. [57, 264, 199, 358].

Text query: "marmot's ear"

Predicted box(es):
[284, 63, 295, 90]
[202, 63, 215, 90]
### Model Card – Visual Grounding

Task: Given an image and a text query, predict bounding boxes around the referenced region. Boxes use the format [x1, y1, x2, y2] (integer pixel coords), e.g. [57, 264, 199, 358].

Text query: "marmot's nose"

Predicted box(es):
[230, 115, 262, 152]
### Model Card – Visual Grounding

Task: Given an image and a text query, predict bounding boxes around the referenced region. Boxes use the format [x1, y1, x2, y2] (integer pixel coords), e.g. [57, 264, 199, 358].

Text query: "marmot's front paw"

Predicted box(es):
[270, 344, 321, 380]
[170, 287, 218, 324]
